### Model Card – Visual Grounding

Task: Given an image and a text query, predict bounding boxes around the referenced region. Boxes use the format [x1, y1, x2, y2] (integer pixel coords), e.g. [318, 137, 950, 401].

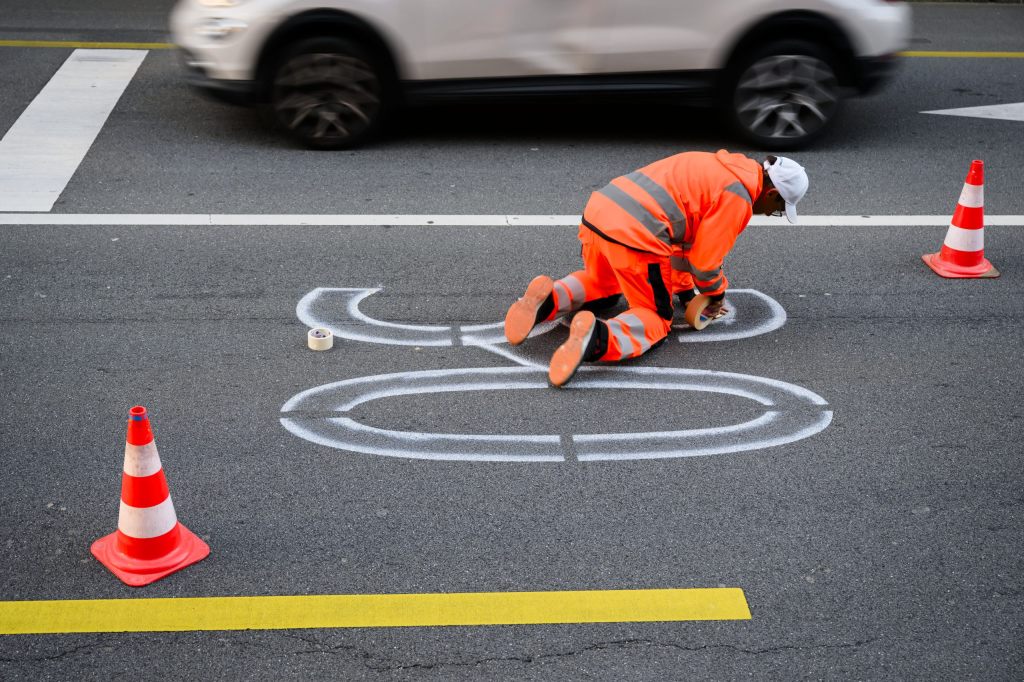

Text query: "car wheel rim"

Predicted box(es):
[734, 54, 839, 141]
[273, 53, 381, 143]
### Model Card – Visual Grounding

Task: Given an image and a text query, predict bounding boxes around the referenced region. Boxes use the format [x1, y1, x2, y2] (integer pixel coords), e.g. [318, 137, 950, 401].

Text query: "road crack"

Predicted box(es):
[0, 642, 113, 664]
[271, 634, 881, 672]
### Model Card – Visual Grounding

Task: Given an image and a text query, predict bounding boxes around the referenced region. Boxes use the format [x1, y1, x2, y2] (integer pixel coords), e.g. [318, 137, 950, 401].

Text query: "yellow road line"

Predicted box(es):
[0, 588, 750, 635]
[901, 50, 1024, 58]
[0, 40, 174, 49]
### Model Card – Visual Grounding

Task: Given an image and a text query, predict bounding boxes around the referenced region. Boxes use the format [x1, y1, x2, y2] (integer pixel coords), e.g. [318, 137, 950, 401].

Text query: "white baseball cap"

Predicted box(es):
[764, 156, 809, 224]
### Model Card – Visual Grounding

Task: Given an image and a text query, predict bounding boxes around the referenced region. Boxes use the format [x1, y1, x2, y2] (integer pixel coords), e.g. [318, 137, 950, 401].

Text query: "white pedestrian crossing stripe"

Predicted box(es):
[0, 49, 146, 212]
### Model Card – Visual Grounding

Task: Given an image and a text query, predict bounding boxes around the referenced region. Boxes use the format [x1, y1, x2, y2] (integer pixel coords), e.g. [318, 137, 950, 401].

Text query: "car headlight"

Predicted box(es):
[197, 17, 249, 39]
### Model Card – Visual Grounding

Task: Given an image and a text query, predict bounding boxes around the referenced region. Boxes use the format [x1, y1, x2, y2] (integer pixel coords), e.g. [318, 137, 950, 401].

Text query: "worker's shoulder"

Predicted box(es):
[713, 149, 761, 173]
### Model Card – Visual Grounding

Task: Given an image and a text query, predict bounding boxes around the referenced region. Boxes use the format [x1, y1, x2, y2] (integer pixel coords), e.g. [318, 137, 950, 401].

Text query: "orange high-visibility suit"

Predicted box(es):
[547, 150, 763, 361]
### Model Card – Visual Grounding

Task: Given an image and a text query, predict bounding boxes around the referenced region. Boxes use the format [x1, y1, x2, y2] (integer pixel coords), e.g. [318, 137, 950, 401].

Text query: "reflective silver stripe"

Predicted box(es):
[617, 313, 652, 354]
[724, 181, 752, 204]
[605, 318, 637, 357]
[624, 171, 688, 244]
[553, 276, 585, 313]
[553, 282, 571, 313]
[670, 256, 721, 281]
[697, 276, 725, 294]
[597, 183, 671, 247]
[561, 275, 585, 304]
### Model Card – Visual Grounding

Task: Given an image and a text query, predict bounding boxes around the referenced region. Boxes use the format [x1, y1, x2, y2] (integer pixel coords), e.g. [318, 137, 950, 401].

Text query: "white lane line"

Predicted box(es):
[0, 50, 146, 213]
[0, 214, 1022, 225]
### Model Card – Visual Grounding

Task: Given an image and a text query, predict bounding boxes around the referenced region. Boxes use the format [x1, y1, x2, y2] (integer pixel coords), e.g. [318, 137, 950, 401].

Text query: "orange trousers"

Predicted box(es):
[547, 226, 674, 361]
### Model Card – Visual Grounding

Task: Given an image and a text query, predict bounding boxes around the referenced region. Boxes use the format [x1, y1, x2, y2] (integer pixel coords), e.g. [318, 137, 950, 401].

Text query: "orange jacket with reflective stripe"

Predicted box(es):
[582, 150, 762, 297]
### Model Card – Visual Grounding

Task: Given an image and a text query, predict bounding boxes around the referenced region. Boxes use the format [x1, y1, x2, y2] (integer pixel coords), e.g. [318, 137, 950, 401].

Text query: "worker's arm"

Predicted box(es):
[703, 293, 728, 319]
[682, 191, 752, 298]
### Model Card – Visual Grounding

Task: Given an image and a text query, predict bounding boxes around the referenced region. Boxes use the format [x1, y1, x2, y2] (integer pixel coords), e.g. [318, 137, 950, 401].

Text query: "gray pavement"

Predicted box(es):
[1, 2, 1023, 680]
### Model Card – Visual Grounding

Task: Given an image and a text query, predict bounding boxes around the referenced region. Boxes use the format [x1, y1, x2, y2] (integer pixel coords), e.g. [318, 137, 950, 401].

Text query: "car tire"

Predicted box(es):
[723, 40, 842, 150]
[267, 37, 387, 150]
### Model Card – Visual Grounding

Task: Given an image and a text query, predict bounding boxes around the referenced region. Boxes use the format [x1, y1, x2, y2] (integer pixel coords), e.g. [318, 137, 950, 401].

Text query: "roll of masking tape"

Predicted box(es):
[307, 327, 334, 351]
[684, 295, 712, 330]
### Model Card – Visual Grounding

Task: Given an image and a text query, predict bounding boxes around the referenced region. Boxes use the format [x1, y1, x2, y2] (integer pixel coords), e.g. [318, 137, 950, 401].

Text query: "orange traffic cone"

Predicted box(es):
[922, 159, 999, 278]
[91, 406, 209, 586]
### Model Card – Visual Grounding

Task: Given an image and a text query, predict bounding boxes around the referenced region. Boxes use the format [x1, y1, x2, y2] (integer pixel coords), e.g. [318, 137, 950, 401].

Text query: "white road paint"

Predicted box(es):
[280, 366, 832, 462]
[462, 338, 547, 369]
[674, 289, 786, 343]
[1, 214, 1022, 226]
[296, 286, 786, 373]
[288, 284, 828, 462]
[283, 416, 563, 463]
[923, 101, 1024, 123]
[0, 50, 146, 212]
[296, 286, 558, 350]
[577, 411, 834, 462]
[297, 287, 454, 347]
[281, 367, 562, 461]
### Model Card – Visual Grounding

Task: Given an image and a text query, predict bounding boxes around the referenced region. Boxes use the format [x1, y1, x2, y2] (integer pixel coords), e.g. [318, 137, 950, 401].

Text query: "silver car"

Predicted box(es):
[171, 0, 911, 149]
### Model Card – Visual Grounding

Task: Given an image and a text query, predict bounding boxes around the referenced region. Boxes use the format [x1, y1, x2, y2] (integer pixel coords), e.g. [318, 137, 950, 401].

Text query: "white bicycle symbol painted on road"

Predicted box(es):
[281, 288, 832, 462]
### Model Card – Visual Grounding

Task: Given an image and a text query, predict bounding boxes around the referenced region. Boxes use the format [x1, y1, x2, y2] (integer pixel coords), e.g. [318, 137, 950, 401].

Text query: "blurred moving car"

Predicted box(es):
[170, 0, 910, 150]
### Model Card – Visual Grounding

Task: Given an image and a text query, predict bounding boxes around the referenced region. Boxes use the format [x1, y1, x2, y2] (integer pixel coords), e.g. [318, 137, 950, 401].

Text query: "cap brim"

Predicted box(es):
[784, 202, 798, 224]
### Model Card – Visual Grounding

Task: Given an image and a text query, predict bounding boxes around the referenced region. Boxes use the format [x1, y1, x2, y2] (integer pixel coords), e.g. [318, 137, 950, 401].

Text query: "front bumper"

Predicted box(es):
[170, 0, 281, 103]
[178, 48, 258, 105]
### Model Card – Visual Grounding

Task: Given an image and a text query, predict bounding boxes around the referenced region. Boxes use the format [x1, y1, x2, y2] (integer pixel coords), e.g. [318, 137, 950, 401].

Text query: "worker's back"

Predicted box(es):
[583, 150, 762, 256]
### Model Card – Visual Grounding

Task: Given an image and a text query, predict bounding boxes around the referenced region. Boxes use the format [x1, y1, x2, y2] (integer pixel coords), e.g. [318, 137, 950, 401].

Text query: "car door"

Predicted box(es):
[410, 0, 601, 80]
[587, 0, 749, 74]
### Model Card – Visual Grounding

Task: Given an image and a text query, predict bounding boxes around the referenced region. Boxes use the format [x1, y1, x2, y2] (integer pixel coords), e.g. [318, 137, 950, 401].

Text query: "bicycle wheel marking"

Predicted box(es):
[297, 287, 784, 347]
[280, 366, 832, 462]
[297, 287, 455, 347]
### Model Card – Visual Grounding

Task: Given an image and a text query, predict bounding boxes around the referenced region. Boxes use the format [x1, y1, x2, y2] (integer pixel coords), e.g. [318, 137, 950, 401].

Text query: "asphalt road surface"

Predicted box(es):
[1, 2, 1022, 680]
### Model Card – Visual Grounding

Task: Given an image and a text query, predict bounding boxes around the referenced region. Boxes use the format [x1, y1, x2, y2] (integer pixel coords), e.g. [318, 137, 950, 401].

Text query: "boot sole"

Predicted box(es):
[549, 311, 596, 387]
[504, 275, 554, 346]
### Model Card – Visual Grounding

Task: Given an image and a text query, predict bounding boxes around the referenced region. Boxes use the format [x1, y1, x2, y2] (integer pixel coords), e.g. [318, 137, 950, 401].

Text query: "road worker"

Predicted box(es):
[504, 150, 808, 387]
